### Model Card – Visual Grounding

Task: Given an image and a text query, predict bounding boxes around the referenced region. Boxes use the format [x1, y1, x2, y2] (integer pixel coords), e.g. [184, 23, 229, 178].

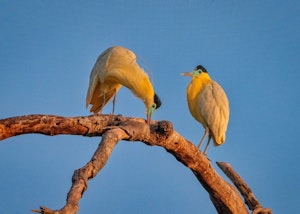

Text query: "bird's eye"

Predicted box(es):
[152, 103, 157, 109]
[192, 69, 202, 76]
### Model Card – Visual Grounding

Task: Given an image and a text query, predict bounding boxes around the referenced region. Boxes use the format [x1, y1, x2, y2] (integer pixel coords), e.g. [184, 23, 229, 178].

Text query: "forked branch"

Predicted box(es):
[0, 114, 270, 214]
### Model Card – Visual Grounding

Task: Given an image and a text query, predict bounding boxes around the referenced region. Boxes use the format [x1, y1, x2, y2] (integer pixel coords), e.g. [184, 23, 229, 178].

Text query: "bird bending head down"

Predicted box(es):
[181, 65, 230, 155]
[147, 93, 161, 123]
[86, 46, 161, 124]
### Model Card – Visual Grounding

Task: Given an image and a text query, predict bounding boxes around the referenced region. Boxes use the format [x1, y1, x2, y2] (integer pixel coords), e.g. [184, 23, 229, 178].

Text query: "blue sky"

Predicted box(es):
[1, 1, 299, 213]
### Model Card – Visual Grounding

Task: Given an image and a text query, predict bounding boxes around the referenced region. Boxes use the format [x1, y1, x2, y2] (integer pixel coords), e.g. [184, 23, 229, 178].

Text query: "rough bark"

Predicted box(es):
[0, 114, 270, 214]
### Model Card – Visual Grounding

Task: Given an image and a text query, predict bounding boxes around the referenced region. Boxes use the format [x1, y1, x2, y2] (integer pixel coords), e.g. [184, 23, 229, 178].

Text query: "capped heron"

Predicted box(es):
[86, 46, 161, 124]
[181, 65, 230, 154]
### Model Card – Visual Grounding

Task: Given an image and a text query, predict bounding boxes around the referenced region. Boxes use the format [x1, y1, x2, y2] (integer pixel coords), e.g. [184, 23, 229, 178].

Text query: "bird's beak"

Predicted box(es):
[147, 114, 151, 124]
[147, 104, 156, 125]
[181, 72, 193, 77]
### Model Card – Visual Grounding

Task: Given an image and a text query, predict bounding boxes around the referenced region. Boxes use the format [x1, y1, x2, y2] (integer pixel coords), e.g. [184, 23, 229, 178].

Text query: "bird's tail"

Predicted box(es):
[88, 90, 117, 113]
[213, 134, 226, 146]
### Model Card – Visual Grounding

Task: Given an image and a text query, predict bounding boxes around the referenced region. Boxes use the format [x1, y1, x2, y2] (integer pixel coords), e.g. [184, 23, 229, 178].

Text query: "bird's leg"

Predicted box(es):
[198, 128, 209, 150]
[111, 91, 117, 115]
[101, 93, 106, 113]
[203, 134, 212, 155]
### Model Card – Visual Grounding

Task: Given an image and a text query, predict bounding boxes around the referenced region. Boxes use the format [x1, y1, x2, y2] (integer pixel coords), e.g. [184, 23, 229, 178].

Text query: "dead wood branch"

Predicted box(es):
[217, 162, 272, 214]
[1, 114, 251, 213]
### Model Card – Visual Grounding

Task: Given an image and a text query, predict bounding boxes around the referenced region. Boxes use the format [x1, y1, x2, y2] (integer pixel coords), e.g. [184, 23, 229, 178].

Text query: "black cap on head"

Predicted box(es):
[194, 65, 208, 73]
[154, 93, 161, 109]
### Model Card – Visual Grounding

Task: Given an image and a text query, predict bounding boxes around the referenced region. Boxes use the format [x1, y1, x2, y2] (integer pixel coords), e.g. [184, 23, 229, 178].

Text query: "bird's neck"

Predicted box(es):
[117, 65, 155, 110]
[186, 73, 211, 118]
[187, 73, 211, 99]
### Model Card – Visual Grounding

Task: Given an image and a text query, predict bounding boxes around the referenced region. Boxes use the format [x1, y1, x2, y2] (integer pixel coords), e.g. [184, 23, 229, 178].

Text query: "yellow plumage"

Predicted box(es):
[182, 65, 230, 154]
[86, 46, 161, 123]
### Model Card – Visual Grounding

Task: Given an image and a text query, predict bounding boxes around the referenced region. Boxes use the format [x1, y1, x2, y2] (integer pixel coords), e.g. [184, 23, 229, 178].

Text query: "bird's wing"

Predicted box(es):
[198, 81, 230, 145]
[88, 86, 119, 113]
[86, 48, 112, 108]
[86, 47, 127, 114]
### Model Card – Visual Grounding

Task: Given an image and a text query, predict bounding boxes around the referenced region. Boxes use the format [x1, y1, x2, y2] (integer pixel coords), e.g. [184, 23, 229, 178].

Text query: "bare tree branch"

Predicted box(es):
[217, 162, 272, 214]
[0, 114, 268, 213]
